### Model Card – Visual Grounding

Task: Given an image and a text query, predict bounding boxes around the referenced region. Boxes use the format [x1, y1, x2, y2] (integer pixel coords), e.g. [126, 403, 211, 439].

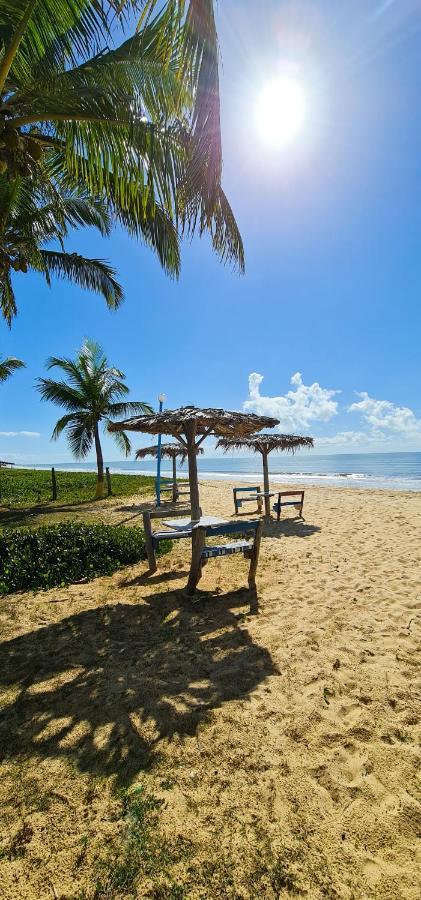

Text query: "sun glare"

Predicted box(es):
[255, 76, 306, 148]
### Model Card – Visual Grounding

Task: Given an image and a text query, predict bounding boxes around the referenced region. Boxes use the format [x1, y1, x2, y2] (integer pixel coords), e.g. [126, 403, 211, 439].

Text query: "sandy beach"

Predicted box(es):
[0, 481, 420, 899]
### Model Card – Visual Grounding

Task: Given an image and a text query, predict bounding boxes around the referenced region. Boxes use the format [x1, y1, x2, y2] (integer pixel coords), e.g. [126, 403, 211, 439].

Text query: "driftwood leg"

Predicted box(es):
[257, 497, 263, 515]
[300, 492, 304, 518]
[142, 512, 157, 574]
[276, 493, 281, 522]
[248, 520, 263, 589]
[186, 527, 206, 595]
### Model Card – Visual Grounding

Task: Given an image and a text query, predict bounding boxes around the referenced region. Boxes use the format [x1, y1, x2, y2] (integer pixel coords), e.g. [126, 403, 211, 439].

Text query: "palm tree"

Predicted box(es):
[37, 340, 153, 498]
[0, 353, 25, 382]
[0, 175, 124, 324]
[0, 2, 244, 303]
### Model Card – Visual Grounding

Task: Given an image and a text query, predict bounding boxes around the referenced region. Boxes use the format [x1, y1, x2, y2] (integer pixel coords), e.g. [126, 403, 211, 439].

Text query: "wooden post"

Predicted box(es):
[185, 422, 200, 522]
[142, 512, 157, 573]
[51, 467, 57, 501]
[187, 526, 206, 595]
[172, 455, 178, 504]
[233, 488, 238, 515]
[248, 520, 263, 588]
[262, 449, 271, 518]
[106, 467, 112, 496]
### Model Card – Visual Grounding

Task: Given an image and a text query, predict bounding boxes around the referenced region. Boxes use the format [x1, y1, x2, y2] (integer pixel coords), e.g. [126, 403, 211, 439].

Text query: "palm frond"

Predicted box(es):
[37, 376, 87, 411]
[66, 418, 94, 458]
[0, 353, 25, 381]
[37, 250, 124, 309]
[0, 273, 17, 326]
[50, 411, 78, 440]
[37, 339, 150, 464]
[108, 401, 154, 417]
[0, 0, 110, 90]
[105, 420, 132, 457]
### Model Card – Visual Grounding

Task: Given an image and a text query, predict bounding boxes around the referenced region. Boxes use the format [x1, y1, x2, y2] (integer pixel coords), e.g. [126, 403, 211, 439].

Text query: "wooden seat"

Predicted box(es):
[202, 539, 252, 559]
[154, 477, 190, 504]
[273, 490, 305, 520]
[143, 511, 263, 596]
[187, 519, 263, 595]
[233, 485, 263, 515]
[142, 506, 199, 573]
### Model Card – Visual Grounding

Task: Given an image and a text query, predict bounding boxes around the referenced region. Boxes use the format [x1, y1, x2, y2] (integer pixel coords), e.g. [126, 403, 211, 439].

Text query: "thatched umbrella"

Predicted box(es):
[135, 443, 203, 503]
[217, 433, 314, 518]
[110, 407, 279, 522]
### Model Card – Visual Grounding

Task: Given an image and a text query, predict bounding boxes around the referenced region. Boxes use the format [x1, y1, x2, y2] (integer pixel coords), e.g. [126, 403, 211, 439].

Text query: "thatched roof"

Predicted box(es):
[110, 406, 279, 439]
[135, 443, 204, 460]
[216, 433, 314, 455]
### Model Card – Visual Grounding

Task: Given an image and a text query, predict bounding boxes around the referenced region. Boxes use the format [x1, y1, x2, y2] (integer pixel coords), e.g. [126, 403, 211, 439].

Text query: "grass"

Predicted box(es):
[0, 467, 156, 508]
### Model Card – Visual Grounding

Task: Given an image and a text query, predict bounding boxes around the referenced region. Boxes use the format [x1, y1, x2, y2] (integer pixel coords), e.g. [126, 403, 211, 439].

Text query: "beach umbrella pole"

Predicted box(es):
[185, 423, 201, 522]
[172, 455, 178, 503]
[262, 449, 271, 518]
[156, 394, 165, 506]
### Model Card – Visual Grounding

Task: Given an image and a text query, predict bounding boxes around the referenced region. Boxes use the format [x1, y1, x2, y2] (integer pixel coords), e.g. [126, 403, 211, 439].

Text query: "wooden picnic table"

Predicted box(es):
[162, 515, 228, 532]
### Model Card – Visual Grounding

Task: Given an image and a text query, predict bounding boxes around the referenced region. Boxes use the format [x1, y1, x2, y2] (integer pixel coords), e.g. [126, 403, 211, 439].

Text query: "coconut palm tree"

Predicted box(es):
[0, 174, 124, 324]
[37, 340, 153, 498]
[0, 1, 243, 298]
[0, 353, 25, 382]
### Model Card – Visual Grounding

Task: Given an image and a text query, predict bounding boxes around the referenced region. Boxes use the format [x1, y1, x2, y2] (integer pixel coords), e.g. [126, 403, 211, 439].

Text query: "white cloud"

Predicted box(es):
[349, 392, 421, 437]
[315, 431, 371, 447]
[0, 431, 40, 438]
[244, 372, 339, 431]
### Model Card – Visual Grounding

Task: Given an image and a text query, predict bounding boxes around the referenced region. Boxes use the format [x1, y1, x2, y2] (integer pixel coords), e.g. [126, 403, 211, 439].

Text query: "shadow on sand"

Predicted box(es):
[0, 587, 274, 785]
[263, 517, 321, 539]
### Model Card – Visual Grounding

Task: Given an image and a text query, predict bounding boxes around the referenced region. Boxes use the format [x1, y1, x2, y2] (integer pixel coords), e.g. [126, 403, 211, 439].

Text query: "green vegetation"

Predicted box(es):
[0, 467, 155, 507]
[89, 786, 169, 899]
[0, 1, 243, 323]
[0, 353, 25, 382]
[0, 522, 170, 594]
[0, 180, 123, 325]
[37, 339, 152, 498]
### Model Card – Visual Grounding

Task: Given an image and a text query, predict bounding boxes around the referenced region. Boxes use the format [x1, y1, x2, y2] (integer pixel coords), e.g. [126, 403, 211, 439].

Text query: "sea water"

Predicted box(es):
[34, 452, 421, 491]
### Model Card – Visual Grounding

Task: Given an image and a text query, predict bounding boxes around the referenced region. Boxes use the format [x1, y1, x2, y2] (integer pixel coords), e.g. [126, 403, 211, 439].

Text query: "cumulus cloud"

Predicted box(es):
[244, 372, 339, 431]
[349, 392, 421, 437]
[0, 431, 40, 438]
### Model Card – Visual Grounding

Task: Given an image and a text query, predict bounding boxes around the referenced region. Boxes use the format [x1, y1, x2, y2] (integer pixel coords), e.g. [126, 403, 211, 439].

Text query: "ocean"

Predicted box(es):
[33, 451, 421, 492]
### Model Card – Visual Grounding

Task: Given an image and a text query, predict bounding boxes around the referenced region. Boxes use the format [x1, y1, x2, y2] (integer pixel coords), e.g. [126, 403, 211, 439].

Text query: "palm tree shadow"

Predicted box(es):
[0, 590, 274, 786]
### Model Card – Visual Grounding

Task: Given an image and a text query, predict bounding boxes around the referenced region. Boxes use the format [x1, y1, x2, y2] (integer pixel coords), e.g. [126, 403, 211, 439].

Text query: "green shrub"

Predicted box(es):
[0, 523, 171, 594]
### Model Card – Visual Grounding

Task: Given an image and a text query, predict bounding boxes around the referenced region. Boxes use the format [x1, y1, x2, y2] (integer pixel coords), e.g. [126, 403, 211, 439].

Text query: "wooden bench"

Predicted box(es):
[142, 506, 200, 573]
[155, 477, 190, 505]
[233, 485, 263, 515]
[187, 519, 263, 595]
[273, 490, 305, 521]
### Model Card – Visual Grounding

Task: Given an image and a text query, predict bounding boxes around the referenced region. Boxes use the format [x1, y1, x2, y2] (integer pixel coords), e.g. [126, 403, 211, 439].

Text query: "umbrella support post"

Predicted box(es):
[262, 450, 272, 520]
[185, 423, 201, 522]
[172, 455, 178, 504]
[187, 528, 206, 595]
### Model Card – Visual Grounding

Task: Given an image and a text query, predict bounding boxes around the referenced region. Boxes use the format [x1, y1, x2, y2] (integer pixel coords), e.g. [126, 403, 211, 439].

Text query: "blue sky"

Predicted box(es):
[2, 0, 421, 464]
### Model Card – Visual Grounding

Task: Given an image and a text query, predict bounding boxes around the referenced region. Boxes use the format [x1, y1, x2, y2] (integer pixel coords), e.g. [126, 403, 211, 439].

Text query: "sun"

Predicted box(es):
[255, 76, 306, 148]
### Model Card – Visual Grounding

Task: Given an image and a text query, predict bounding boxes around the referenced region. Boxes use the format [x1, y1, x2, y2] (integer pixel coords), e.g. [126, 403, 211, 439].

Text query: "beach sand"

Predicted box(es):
[0, 482, 420, 898]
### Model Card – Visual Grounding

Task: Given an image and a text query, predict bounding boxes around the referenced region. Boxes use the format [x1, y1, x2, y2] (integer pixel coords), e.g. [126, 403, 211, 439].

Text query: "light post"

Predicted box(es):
[156, 393, 166, 505]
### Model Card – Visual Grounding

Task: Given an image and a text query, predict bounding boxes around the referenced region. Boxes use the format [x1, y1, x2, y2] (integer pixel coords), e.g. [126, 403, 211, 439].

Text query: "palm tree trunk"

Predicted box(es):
[94, 421, 105, 499]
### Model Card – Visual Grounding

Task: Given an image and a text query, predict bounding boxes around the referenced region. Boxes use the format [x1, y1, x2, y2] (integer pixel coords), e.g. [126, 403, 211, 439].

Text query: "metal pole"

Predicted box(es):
[156, 393, 165, 506]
